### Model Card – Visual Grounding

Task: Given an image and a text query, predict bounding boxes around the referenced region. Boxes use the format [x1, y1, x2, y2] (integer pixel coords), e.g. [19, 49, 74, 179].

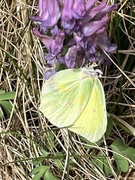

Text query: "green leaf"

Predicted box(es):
[30, 166, 56, 180]
[110, 138, 132, 172]
[105, 117, 113, 138]
[43, 169, 57, 180]
[0, 101, 13, 116]
[0, 107, 4, 118]
[30, 166, 48, 180]
[0, 90, 5, 94]
[110, 114, 135, 136]
[33, 149, 50, 165]
[46, 130, 55, 151]
[114, 154, 129, 173]
[52, 152, 63, 169]
[92, 153, 113, 176]
[124, 147, 135, 163]
[0, 91, 15, 101]
[0, 90, 15, 117]
[111, 138, 135, 163]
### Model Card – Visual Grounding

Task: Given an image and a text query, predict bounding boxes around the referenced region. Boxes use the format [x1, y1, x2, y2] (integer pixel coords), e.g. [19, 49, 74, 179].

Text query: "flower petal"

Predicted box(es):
[73, 0, 86, 19]
[32, 28, 53, 49]
[83, 16, 109, 36]
[31, 0, 61, 31]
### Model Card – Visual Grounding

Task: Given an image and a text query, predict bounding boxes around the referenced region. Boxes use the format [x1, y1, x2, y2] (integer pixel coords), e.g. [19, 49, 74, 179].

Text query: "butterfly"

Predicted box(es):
[39, 67, 107, 142]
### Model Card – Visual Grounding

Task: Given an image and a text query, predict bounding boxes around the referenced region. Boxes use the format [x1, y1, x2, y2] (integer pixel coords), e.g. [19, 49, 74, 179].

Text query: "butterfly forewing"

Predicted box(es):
[39, 69, 94, 127]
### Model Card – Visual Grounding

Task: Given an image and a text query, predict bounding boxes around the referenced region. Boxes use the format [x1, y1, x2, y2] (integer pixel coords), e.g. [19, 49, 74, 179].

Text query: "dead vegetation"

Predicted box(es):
[0, 0, 135, 179]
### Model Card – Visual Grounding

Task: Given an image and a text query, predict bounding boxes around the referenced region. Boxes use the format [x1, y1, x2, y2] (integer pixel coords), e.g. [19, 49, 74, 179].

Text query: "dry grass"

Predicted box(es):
[0, 0, 135, 179]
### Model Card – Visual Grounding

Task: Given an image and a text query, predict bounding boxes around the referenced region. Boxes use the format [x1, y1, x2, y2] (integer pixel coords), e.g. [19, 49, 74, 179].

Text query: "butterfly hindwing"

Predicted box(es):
[69, 77, 107, 142]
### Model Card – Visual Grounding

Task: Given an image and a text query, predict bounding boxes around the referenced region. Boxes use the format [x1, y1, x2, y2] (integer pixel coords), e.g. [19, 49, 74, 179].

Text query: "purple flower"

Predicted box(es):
[72, 0, 86, 19]
[61, 0, 86, 31]
[61, 0, 76, 31]
[80, 1, 106, 25]
[85, 0, 97, 11]
[64, 45, 78, 68]
[31, 0, 61, 32]
[32, 28, 65, 57]
[32, 28, 53, 49]
[97, 33, 117, 53]
[95, 4, 118, 20]
[51, 30, 65, 55]
[31, 0, 118, 79]
[82, 16, 109, 37]
[45, 68, 56, 80]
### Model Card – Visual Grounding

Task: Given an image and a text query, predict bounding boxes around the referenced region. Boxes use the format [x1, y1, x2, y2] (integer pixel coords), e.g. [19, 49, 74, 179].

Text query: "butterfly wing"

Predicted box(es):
[68, 77, 107, 142]
[39, 69, 94, 127]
